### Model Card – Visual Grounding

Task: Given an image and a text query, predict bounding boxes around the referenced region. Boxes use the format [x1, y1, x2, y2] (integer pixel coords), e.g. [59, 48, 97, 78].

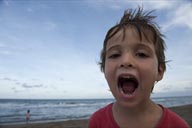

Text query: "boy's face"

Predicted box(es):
[104, 27, 164, 107]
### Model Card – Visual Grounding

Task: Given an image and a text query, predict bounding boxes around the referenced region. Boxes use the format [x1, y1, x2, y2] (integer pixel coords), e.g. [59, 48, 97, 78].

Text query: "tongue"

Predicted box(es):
[122, 82, 135, 94]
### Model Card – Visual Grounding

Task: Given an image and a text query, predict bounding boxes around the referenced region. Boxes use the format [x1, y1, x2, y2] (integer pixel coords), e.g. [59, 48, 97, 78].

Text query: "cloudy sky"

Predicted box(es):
[0, 0, 192, 99]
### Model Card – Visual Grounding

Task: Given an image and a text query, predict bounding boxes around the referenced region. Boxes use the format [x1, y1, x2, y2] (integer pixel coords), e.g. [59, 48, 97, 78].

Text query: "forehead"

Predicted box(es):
[106, 26, 155, 47]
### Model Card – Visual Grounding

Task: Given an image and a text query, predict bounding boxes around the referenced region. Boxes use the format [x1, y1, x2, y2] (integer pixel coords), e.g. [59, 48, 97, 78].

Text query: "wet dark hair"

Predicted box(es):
[99, 7, 166, 73]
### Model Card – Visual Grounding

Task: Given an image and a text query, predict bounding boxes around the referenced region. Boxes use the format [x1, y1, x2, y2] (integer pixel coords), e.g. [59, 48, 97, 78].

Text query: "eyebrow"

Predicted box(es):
[135, 43, 153, 49]
[106, 41, 153, 51]
[106, 44, 122, 53]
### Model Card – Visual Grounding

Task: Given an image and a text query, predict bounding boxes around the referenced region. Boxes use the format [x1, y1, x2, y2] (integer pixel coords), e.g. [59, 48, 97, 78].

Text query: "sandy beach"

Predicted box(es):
[0, 119, 89, 128]
[1, 104, 191, 128]
[169, 104, 192, 127]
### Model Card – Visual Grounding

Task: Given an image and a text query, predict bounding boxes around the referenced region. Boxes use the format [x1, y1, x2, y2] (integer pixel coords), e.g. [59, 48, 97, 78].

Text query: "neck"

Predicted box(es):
[113, 99, 157, 118]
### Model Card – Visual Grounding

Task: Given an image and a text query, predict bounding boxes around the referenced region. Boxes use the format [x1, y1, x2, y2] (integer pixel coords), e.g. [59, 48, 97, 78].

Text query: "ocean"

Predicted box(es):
[0, 96, 192, 125]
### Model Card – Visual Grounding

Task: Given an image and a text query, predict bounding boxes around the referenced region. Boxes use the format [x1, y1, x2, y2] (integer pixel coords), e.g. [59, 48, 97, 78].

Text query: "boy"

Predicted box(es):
[26, 110, 30, 124]
[89, 7, 190, 128]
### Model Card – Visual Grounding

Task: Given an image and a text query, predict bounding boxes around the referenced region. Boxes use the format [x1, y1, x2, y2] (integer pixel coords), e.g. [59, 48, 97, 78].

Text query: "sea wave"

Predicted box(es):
[0, 96, 192, 125]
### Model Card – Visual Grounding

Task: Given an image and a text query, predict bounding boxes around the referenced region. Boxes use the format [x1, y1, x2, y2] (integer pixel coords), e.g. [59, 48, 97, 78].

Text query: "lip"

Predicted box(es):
[117, 73, 139, 100]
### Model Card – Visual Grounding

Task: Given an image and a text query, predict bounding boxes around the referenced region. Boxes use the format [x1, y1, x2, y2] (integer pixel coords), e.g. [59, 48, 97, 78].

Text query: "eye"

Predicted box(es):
[136, 52, 149, 58]
[108, 53, 121, 59]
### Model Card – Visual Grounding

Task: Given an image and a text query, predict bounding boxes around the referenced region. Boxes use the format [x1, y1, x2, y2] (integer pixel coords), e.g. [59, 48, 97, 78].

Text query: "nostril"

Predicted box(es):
[120, 63, 133, 68]
[128, 64, 133, 67]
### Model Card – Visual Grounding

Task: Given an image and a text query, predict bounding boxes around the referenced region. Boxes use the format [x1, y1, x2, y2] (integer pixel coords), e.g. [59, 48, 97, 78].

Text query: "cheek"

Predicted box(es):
[152, 60, 160, 80]
[140, 61, 159, 82]
[104, 62, 116, 85]
[104, 64, 112, 81]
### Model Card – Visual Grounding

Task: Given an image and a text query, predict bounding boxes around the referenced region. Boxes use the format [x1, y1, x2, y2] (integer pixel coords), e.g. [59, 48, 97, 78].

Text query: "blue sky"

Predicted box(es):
[0, 0, 192, 99]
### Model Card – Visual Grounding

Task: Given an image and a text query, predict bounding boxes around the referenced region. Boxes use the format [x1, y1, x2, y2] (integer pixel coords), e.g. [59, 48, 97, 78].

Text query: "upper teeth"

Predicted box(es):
[122, 76, 132, 79]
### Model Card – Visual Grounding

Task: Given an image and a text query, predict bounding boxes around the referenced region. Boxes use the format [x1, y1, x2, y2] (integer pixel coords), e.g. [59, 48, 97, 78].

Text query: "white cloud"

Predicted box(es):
[0, 43, 10, 56]
[0, 43, 6, 48]
[44, 21, 58, 31]
[27, 7, 33, 12]
[3, 0, 10, 6]
[0, 50, 12, 55]
[154, 77, 192, 94]
[145, 1, 173, 9]
[86, 0, 176, 10]
[22, 83, 44, 88]
[163, 3, 192, 31]
[126, 0, 176, 10]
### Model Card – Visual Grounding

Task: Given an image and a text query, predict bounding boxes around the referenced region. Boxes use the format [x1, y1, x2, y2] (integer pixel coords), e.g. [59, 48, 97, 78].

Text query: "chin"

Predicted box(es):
[115, 97, 141, 108]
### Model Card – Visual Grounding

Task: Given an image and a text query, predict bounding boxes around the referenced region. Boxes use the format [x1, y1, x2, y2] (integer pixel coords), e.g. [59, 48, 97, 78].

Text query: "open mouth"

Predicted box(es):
[118, 76, 138, 95]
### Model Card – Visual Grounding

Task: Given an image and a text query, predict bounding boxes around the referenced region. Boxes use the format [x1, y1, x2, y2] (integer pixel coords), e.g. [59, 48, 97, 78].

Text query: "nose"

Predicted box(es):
[119, 53, 135, 68]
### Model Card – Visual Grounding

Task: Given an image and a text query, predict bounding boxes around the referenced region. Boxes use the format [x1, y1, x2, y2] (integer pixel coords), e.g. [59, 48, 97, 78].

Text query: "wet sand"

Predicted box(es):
[1, 104, 191, 128]
[0, 119, 89, 128]
[169, 104, 192, 127]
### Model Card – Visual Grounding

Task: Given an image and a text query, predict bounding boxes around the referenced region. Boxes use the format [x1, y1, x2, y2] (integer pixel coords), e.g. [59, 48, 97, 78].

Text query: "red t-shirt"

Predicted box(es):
[89, 103, 190, 128]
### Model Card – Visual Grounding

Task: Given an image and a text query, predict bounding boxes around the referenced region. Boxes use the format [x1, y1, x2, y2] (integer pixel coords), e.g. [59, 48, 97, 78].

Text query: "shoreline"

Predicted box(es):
[1, 104, 191, 128]
[0, 119, 89, 128]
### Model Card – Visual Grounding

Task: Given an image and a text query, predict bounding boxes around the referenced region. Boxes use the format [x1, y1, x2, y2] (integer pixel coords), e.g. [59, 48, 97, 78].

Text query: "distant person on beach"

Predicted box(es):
[26, 110, 30, 123]
[89, 7, 190, 128]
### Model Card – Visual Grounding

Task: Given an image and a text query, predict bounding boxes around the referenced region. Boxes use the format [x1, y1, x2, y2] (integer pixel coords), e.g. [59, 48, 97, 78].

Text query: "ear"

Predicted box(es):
[156, 65, 165, 81]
